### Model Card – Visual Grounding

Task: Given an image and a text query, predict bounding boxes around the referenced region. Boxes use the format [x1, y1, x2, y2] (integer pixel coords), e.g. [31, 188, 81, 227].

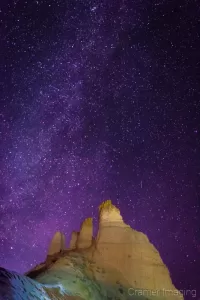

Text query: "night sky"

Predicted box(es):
[0, 0, 200, 298]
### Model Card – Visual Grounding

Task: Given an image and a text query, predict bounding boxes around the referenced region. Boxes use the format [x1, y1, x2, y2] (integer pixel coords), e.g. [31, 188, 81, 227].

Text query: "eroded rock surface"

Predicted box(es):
[0, 200, 183, 300]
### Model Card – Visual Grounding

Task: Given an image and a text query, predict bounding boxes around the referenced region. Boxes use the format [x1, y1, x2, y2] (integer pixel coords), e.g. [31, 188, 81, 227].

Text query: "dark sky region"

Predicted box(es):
[0, 0, 200, 299]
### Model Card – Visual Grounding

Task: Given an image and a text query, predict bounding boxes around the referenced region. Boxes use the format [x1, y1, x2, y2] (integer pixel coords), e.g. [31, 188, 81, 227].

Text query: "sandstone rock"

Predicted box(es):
[47, 231, 66, 256]
[94, 200, 174, 291]
[25, 200, 183, 300]
[76, 217, 93, 249]
[69, 231, 78, 249]
[99, 199, 124, 223]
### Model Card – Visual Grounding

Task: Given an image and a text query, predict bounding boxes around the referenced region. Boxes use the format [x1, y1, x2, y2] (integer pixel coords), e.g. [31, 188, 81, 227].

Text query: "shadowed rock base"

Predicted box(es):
[0, 267, 84, 300]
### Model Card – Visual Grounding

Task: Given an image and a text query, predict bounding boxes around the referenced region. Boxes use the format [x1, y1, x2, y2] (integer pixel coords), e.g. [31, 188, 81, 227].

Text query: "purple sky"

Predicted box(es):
[0, 0, 200, 299]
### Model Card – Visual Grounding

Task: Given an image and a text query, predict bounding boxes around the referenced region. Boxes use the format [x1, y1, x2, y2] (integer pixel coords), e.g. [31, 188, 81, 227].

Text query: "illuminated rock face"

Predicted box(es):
[69, 231, 78, 249]
[1, 200, 183, 300]
[76, 218, 93, 249]
[95, 200, 174, 291]
[47, 231, 66, 256]
[98, 199, 124, 223]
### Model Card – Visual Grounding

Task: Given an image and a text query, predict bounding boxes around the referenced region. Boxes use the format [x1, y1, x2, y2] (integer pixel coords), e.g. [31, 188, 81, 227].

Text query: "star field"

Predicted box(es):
[0, 0, 200, 298]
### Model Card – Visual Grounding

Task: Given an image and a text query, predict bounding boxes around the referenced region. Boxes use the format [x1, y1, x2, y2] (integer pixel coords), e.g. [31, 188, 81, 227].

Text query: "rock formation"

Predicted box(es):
[69, 231, 78, 249]
[0, 266, 84, 299]
[95, 200, 173, 291]
[76, 217, 93, 249]
[0, 200, 183, 300]
[47, 231, 66, 256]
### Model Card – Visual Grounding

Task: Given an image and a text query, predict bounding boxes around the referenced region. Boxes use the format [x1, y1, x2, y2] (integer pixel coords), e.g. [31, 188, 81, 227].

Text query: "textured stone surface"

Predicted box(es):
[0, 267, 84, 299]
[98, 199, 124, 223]
[0, 267, 50, 299]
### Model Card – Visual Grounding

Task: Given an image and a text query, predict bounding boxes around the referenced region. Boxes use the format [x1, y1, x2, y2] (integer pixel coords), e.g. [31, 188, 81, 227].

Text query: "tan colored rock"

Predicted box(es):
[47, 231, 65, 256]
[94, 200, 179, 293]
[98, 199, 123, 223]
[69, 231, 78, 249]
[76, 217, 93, 249]
[27, 200, 183, 300]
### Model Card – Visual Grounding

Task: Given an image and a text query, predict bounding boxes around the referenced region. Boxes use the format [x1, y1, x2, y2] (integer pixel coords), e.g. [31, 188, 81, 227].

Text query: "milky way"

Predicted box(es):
[0, 0, 200, 298]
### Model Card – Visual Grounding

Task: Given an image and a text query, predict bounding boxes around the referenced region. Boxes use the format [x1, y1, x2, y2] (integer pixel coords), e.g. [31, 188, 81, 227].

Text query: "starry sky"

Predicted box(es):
[0, 0, 200, 298]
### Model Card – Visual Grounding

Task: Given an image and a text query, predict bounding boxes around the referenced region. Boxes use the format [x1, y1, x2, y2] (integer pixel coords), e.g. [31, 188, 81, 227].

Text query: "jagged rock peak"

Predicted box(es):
[80, 217, 93, 228]
[98, 200, 123, 223]
[99, 199, 116, 210]
[47, 231, 65, 256]
[24, 200, 183, 300]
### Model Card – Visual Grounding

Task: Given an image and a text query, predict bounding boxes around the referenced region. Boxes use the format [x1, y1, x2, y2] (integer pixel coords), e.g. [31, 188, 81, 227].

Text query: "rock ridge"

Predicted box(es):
[38, 200, 183, 300]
